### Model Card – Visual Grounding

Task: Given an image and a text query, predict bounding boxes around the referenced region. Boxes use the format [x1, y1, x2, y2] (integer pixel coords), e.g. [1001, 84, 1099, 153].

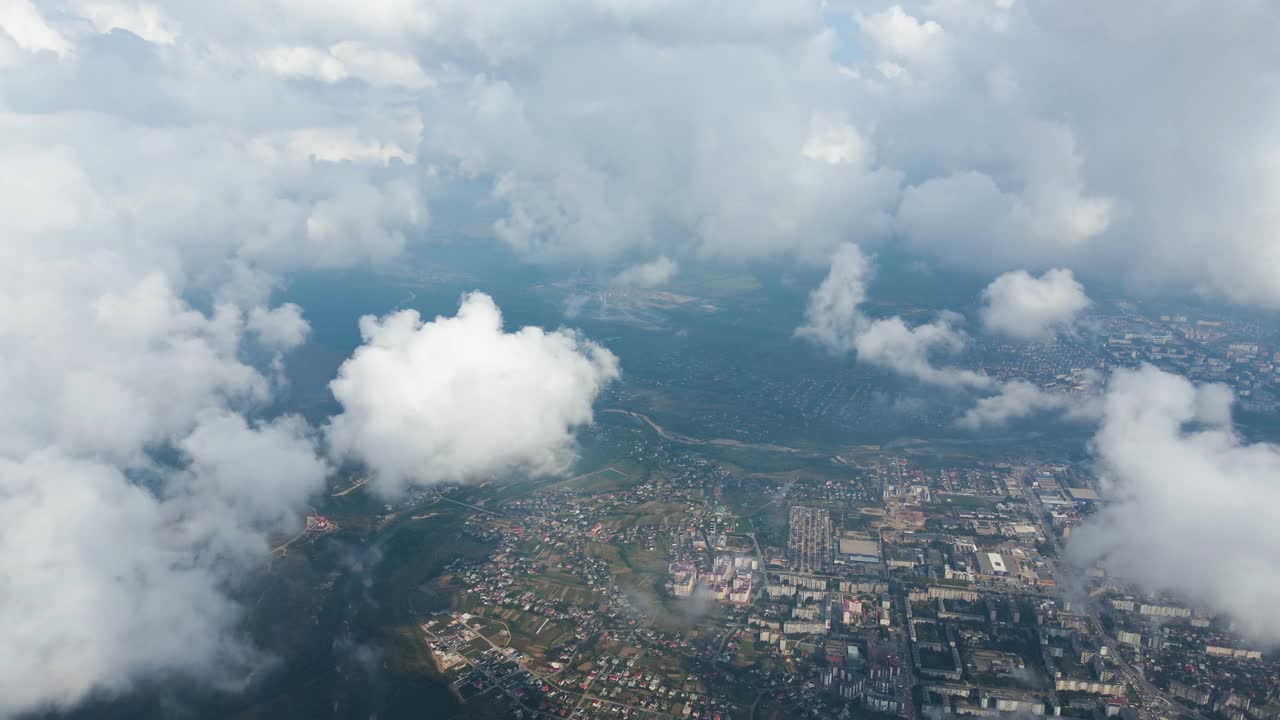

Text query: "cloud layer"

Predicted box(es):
[1069, 366, 1280, 643]
[8, 1, 1280, 304]
[327, 292, 621, 497]
[0, 4, 588, 713]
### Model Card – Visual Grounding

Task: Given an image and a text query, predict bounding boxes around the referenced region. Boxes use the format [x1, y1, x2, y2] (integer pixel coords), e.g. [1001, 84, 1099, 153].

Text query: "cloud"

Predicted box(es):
[256, 41, 433, 89]
[612, 256, 679, 288]
[895, 135, 1113, 271]
[11, 0, 1279, 305]
[0, 251, 331, 714]
[958, 377, 1101, 429]
[0, 0, 71, 55]
[800, 247, 1112, 423]
[856, 4, 942, 58]
[796, 243, 989, 388]
[285, 126, 417, 166]
[0, 5, 427, 712]
[0, 270, 268, 461]
[1068, 366, 1280, 643]
[404, 0, 1276, 305]
[247, 302, 309, 351]
[327, 292, 620, 497]
[867, 2, 1279, 305]
[854, 313, 992, 389]
[980, 268, 1090, 340]
[416, 2, 901, 264]
[0, 412, 326, 717]
[794, 242, 872, 353]
[71, 0, 179, 45]
[801, 117, 872, 167]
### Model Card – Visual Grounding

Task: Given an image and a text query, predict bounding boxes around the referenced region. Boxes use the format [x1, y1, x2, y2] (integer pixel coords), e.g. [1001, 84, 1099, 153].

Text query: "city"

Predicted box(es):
[7, 3, 1280, 720]
[360, 409, 1280, 720]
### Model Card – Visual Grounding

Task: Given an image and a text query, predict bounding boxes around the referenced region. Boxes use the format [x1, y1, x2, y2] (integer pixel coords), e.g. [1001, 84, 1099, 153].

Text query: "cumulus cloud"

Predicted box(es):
[0, 412, 326, 717]
[327, 292, 620, 497]
[801, 117, 872, 167]
[9, 0, 1278, 305]
[854, 313, 992, 389]
[257, 41, 433, 89]
[612, 256, 679, 288]
[857, 4, 942, 58]
[980, 268, 1090, 339]
[797, 243, 989, 388]
[0, 253, 331, 713]
[0, 3, 426, 712]
[0, 0, 71, 55]
[1068, 366, 1280, 643]
[416, 0, 1275, 304]
[247, 302, 309, 351]
[895, 137, 1114, 271]
[869, 2, 1279, 305]
[71, 0, 179, 45]
[958, 377, 1101, 429]
[794, 242, 872, 353]
[799, 246, 1111, 422]
[417, 3, 900, 264]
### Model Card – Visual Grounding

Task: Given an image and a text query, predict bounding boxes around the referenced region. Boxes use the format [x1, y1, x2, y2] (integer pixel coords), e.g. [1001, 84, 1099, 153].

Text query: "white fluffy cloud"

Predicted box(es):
[854, 313, 992, 389]
[801, 117, 872, 167]
[857, 4, 942, 58]
[794, 243, 871, 353]
[980, 268, 1090, 340]
[0, 3, 425, 712]
[958, 377, 1101, 429]
[1069, 366, 1280, 643]
[327, 292, 620, 497]
[869, 2, 1280, 305]
[0, 252, 331, 713]
[0, 412, 326, 718]
[247, 302, 310, 351]
[799, 246, 1109, 422]
[797, 243, 990, 389]
[0, 0, 71, 55]
[612, 256, 679, 288]
[71, 0, 179, 45]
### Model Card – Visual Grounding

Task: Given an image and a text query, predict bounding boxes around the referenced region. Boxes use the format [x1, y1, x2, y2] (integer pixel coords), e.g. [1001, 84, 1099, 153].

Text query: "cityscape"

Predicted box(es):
[313, 374, 1280, 720]
[6, 3, 1280, 720]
